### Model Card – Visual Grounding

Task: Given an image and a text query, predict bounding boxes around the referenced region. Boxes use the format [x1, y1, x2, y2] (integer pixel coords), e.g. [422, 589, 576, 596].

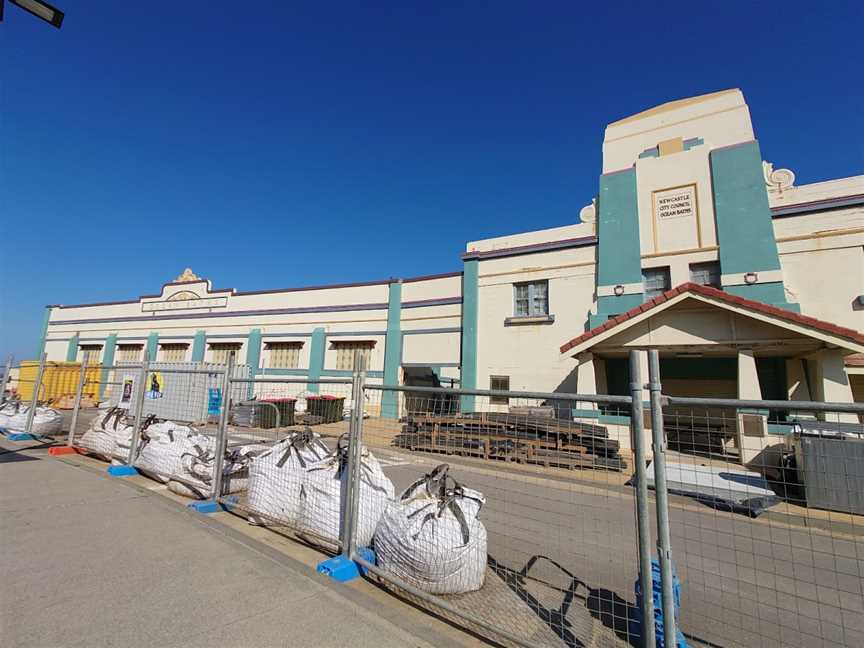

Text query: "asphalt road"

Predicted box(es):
[374, 449, 864, 648]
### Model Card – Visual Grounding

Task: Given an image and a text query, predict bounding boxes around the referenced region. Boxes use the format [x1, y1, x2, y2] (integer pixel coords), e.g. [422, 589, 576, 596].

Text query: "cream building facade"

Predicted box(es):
[37, 89, 864, 434]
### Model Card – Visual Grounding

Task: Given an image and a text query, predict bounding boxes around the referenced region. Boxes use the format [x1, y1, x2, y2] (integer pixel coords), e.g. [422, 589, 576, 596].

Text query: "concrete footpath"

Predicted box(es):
[0, 439, 481, 648]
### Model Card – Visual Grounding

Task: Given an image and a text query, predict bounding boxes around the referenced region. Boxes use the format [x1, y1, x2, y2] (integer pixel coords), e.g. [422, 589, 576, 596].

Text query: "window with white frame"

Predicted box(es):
[333, 341, 375, 371]
[689, 261, 721, 288]
[266, 342, 302, 369]
[642, 267, 671, 301]
[79, 345, 103, 365]
[208, 342, 241, 365]
[160, 343, 190, 363]
[490, 375, 510, 405]
[116, 344, 143, 363]
[513, 281, 549, 317]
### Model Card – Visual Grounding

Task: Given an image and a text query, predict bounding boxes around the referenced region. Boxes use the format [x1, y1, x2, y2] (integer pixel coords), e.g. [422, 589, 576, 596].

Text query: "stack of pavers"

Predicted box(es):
[394, 411, 626, 471]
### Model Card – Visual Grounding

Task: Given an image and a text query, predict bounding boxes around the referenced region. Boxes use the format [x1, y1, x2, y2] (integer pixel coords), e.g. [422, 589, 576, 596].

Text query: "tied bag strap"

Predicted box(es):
[275, 427, 330, 469]
[404, 464, 478, 545]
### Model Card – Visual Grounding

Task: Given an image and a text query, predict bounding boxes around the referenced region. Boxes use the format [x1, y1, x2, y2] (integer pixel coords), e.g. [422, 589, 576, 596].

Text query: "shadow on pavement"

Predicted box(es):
[488, 554, 639, 648]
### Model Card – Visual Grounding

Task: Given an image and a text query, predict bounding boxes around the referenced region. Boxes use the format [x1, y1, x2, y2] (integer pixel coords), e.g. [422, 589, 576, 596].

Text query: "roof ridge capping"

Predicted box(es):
[560, 282, 864, 355]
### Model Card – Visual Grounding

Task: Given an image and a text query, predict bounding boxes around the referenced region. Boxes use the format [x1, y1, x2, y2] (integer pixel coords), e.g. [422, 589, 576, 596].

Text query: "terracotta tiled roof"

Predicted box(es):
[560, 282, 864, 355]
[847, 353, 864, 367]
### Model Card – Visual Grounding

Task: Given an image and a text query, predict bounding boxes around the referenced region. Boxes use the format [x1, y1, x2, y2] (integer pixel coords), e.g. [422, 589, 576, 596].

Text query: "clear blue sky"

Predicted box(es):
[2, 1, 862, 360]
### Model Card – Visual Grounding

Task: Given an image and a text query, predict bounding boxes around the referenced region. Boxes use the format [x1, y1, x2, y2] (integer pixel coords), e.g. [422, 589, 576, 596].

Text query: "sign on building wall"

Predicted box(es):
[653, 184, 697, 221]
[650, 183, 702, 253]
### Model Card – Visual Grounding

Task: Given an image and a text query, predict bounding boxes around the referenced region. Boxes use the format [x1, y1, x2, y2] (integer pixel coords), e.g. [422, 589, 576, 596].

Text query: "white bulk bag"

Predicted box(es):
[0, 401, 21, 429]
[374, 464, 487, 594]
[4, 405, 63, 436]
[246, 428, 331, 526]
[168, 443, 269, 499]
[134, 421, 210, 483]
[78, 408, 132, 460]
[298, 438, 395, 547]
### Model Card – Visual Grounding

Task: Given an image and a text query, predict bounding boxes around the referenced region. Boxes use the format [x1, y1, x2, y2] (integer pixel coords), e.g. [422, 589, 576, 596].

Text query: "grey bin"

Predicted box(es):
[794, 434, 864, 515]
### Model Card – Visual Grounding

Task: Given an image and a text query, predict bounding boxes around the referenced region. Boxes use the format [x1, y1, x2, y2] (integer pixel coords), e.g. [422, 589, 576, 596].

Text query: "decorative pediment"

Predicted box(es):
[167, 290, 200, 301]
[173, 268, 203, 283]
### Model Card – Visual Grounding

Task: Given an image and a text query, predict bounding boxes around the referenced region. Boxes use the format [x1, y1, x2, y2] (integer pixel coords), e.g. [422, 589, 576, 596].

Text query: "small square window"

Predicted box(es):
[690, 261, 721, 288]
[79, 345, 103, 365]
[116, 344, 143, 363]
[208, 343, 241, 364]
[332, 341, 375, 371]
[513, 281, 549, 317]
[642, 267, 671, 301]
[161, 343, 190, 363]
[490, 375, 510, 405]
[266, 342, 302, 369]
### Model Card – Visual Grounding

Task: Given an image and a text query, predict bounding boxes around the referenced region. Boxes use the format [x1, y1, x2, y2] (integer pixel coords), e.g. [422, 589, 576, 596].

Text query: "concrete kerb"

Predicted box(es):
[39, 447, 486, 648]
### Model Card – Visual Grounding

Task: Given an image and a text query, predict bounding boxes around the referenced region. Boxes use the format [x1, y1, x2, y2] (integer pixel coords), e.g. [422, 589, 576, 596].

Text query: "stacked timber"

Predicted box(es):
[394, 412, 626, 472]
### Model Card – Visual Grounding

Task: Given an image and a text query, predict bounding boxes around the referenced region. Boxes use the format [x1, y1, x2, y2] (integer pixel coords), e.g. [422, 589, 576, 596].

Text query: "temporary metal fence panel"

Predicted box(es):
[0, 356, 76, 439]
[213, 376, 356, 552]
[66, 363, 145, 461]
[108, 362, 250, 424]
[657, 387, 864, 648]
[355, 382, 643, 648]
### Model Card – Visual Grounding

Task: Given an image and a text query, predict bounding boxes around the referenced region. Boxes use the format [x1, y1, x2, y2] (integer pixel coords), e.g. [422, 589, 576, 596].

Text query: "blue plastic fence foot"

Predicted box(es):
[107, 465, 139, 477]
[6, 433, 37, 441]
[187, 495, 238, 514]
[316, 547, 376, 582]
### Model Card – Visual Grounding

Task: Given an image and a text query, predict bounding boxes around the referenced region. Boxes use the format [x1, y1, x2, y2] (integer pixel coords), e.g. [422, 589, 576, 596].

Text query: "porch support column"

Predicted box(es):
[737, 349, 762, 400]
[575, 352, 601, 419]
[786, 358, 812, 401]
[812, 350, 857, 423]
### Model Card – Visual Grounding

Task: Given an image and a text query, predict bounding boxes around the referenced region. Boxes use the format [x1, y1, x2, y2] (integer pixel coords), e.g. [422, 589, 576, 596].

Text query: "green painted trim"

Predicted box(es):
[65, 333, 80, 362]
[307, 327, 326, 393]
[322, 369, 384, 378]
[638, 147, 659, 159]
[711, 141, 782, 277]
[723, 282, 798, 310]
[37, 307, 52, 358]
[258, 368, 309, 376]
[597, 169, 642, 288]
[593, 169, 644, 329]
[460, 259, 479, 412]
[767, 423, 794, 435]
[381, 282, 403, 418]
[599, 414, 632, 425]
[146, 333, 159, 361]
[245, 329, 262, 398]
[191, 331, 206, 362]
[683, 137, 704, 150]
[99, 334, 117, 399]
[572, 409, 602, 419]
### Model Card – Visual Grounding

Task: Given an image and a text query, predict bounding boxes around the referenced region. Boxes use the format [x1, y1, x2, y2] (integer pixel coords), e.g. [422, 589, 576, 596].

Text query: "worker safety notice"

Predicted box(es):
[654, 185, 696, 221]
[207, 388, 222, 416]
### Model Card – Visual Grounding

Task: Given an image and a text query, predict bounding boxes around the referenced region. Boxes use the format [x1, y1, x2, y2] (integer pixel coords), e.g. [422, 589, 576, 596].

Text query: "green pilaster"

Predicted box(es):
[99, 334, 117, 398]
[146, 332, 159, 361]
[66, 333, 80, 362]
[245, 329, 262, 398]
[593, 170, 644, 327]
[37, 307, 52, 359]
[307, 327, 326, 393]
[191, 330, 206, 362]
[246, 329, 262, 372]
[381, 281, 403, 419]
[710, 141, 794, 308]
[460, 260, 478, 413]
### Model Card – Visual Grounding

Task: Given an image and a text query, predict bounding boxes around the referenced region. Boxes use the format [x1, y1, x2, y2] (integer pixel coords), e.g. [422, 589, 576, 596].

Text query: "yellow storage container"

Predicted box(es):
[15, 361, 104, 404]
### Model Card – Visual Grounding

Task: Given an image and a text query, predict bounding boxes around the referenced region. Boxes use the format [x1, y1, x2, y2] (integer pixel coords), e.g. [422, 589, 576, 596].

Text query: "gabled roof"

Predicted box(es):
[560, 282, 864, 356]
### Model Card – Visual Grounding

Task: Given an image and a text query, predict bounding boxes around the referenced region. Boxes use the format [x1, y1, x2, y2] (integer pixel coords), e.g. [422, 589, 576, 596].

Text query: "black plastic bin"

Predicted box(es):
[307, 395, 345, 424]
[261, 398, 296, 428]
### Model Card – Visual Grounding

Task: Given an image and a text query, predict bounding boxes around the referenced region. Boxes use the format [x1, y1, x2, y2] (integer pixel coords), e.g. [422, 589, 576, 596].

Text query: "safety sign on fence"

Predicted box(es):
[207, 388, 222, 416]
